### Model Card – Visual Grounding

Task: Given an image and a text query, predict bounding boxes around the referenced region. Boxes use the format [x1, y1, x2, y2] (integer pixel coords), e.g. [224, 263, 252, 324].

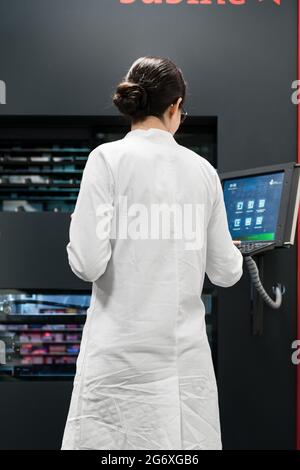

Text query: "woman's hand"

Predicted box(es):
[233, 240, 241, 246]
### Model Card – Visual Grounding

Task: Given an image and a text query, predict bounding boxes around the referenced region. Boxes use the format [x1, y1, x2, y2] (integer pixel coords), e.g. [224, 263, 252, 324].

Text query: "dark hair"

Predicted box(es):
[112, 56, 187, 123]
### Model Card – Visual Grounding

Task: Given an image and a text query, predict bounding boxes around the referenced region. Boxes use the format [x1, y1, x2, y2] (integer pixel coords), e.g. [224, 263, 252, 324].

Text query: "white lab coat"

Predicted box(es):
[61, 128, 243, 450]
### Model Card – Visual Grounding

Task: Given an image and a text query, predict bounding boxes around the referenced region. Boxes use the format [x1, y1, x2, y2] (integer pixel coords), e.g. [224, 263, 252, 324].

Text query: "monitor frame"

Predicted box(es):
[218, 162, 300, 247]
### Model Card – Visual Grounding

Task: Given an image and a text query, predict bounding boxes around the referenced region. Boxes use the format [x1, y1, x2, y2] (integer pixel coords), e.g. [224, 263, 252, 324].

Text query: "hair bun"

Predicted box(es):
[112, 81, 148, 117]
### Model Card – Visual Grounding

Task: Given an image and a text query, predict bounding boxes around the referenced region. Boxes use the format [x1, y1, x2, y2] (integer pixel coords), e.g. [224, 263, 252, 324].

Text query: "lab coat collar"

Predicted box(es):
[124, 127, 178, 145]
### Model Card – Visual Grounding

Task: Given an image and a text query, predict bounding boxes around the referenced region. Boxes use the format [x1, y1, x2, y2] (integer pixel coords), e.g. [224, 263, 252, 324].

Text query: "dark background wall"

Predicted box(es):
[0, 0, 298, 449]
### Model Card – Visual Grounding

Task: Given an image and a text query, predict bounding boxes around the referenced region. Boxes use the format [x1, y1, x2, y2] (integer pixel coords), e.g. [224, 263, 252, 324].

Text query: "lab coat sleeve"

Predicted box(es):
[205, 169, 243, 287]
[66, 148, 114, 283]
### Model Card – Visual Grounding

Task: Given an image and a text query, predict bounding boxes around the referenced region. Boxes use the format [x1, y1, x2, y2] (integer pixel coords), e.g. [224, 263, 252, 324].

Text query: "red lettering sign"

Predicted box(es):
[120, 0, 281, 5]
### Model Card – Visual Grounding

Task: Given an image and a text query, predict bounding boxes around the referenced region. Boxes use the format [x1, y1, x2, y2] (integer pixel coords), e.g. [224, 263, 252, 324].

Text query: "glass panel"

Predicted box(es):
[0, 290, 89, 379]
[0, 290, 91, 316]
[0, 323, 83, 379]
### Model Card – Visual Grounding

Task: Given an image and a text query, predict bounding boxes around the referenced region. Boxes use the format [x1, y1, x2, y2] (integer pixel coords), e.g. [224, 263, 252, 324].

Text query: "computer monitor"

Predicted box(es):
[219, 162, 300, 249]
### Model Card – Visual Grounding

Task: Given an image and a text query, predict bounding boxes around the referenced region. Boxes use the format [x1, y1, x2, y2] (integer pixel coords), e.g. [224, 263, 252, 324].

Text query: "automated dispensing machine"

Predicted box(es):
[219, 162, 300, 335]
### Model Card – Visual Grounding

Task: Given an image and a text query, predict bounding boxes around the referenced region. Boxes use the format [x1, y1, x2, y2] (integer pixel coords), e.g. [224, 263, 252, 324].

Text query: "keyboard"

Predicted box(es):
[237, 241, 276, 256]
